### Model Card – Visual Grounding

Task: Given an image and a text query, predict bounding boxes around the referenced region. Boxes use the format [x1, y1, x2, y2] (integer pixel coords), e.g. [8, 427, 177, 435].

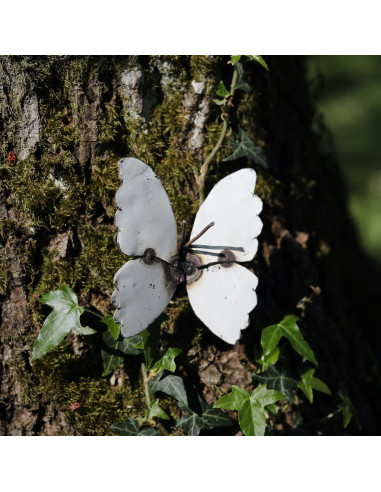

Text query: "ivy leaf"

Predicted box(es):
[110, 418, 158, 436]
[199, 406, 233, 430]
[101, 331, 142, 376]
[149, 371, 188, 408]
[261, 324, 283, 357]
[102, 315, 120, 340]
[256, 345, 280, 371]
[216, 80, 229, 98]
[74, 326, 97, 335]
[140, 313, 168, 370]
[297, 369, 331, 403]
[223, 129, 268, 169]
[231, 55, 242, 65]
[214, 384, 284, 436]
[247, 55, 269, 71]
[176, 411, 204, 436]
[214, 385, 248, 411]
[138, 427, 158, 436]
[261, 314, 318, 367]
[235, 80, 252, 93]
[30, 285, 90, 362]
[176, 394, 232, 436]
[110, 417, 139, 435]
[253, 365, 297, 402]
[151, 347, 182, 373]
[338, 391, 358, 429]
[146, 398, 170, 420]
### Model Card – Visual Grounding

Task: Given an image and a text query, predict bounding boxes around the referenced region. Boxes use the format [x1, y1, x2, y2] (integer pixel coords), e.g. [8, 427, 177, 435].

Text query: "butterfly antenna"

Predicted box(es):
[178, 220, 187, 251]
[184, 221, 215, 248]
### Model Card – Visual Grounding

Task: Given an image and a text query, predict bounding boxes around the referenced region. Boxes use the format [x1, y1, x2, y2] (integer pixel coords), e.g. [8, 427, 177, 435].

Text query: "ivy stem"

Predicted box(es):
[196, 62, 238, 204]
[141, 362, 151, 409]
[83, 307, 103, 320]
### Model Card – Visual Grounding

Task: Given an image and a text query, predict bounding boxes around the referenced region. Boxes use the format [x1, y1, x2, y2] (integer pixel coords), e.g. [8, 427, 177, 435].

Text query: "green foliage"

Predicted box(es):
[231, 55, 269, 71]
[216, 80, 229, 98]
[101, 331, 142, 377]
[214, 80, 230, 106]
[253, 365, 297, 402]
[255, 345, 280, 371]
[261, 314, 318, 367]
[149, 371, 231, 435]
[140, 313, 169, 370]
[176, 404, 231, 436]
[231, 56, 242, 65]
[338, 392, 357, 429]
[111, 417, 158, 436]
[147, 398, 170, 420]
[246, 55, 269, 71]
[102, 315, 120, 340]
[297, 369, 331, 403]
[139, 314, 182, 373]
[151, 347, 183, 373]
[30, 285, 93, 362]
[214, 385, 284, 436]
[149, 371, 188, 407]
[224, 129, 268, 169]
[176, 393, 232, 436]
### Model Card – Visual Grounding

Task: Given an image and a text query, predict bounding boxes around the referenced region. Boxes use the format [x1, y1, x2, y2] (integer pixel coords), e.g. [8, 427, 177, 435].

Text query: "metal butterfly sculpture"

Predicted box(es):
[112, 157, 263, 344]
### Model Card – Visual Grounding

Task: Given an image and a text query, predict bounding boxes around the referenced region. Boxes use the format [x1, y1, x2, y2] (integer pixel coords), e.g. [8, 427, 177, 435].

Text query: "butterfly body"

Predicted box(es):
[112, 158, 262, 344]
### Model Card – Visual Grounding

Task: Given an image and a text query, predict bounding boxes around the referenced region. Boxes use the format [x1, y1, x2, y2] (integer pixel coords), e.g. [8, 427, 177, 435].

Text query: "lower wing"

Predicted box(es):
[112, 258, 178, 337]
[186, 263, 258, 344]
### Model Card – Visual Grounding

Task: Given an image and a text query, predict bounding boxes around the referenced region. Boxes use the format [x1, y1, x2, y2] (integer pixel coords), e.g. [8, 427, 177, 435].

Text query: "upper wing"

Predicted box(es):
[188, 168, 262, 265]
[186, 263, 258, 344]
[115, 157, 178, 262]
[112, 258, 178, 337]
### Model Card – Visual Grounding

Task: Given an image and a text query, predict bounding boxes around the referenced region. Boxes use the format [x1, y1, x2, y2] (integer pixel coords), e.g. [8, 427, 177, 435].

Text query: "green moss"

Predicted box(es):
[0, 246, 9, 295]
[189, 55, 218, 81]
[78, 223, 125, 299]
[43, 109, 79, 152]
[31, 337, 149, 436]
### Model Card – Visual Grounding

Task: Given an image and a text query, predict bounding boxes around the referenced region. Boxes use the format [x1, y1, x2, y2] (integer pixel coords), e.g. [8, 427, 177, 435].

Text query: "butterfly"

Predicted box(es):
[112, 158, 263, 344]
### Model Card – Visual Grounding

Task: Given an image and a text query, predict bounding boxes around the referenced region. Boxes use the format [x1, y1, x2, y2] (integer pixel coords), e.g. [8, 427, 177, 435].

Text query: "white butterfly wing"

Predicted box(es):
[113, 258, 178, 337]
[189, 168, 262, 264]
[187, 263, 258, 344]
[115, 157, 178, 262]
[113, 157, 179, 336]
[186, 168, 262, 343]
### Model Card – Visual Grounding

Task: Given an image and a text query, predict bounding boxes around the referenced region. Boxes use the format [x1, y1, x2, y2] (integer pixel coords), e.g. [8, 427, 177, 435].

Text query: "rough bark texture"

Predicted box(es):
[0, 55, 380, 435]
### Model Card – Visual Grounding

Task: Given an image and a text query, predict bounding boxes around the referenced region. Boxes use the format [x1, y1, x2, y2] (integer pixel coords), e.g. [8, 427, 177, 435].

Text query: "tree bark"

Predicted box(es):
[0, 55, 380, 435]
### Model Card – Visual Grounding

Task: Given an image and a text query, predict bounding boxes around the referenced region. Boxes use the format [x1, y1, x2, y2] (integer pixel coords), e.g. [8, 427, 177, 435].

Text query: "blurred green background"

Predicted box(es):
[308, 56, 381, 267]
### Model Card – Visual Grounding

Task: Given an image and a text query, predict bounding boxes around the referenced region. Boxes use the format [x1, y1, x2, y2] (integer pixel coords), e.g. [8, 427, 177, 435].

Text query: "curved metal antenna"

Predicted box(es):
[184, 221, 215, 249]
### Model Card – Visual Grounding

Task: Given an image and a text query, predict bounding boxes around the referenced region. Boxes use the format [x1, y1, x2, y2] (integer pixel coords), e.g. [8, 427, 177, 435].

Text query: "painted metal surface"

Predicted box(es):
[112, 258, 178, 337]
[115, 157, 178, 262]
[188, 168, 263, 265]
[112, 159, 263, 344]
[187, 262, 258, 344]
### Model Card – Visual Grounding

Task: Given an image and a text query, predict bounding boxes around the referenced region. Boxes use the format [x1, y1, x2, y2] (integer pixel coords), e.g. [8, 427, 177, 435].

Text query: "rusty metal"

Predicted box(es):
[167, 252, 203, 285]
[218, 249, 236, 268]
[184, 221, 215, 248]
[142, 248, 156, 265]
[185, 253, 203, 284]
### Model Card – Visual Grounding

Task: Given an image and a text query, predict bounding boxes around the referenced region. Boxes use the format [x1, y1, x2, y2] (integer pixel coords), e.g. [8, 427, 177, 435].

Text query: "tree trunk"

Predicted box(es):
[0, 55, 380, 435]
